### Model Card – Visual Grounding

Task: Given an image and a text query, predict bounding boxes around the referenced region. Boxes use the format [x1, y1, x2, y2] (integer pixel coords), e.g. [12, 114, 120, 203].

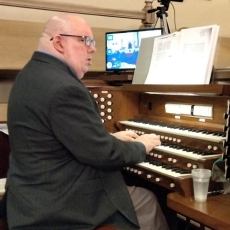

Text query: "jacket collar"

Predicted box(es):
[31, 51, 79, 80]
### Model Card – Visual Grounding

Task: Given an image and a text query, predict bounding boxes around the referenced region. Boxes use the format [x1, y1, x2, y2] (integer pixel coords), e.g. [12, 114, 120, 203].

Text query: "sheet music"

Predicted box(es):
[143, 25, 220, 85]
[0, 178, 6, 195]
[145, 32, 180, 84]
[0, 123, 8, 135]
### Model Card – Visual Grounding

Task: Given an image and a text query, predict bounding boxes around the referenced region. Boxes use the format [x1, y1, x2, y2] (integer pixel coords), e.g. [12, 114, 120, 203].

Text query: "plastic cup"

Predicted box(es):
[192, 168, 211, 202]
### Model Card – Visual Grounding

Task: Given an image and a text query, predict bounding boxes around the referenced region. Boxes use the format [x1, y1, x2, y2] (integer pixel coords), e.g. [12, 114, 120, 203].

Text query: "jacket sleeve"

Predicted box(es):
[49, 83, 146, 171]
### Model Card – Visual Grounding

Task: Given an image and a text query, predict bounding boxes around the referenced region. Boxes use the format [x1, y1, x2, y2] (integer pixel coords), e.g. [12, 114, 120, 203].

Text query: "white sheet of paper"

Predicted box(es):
[143, 25, 219, 85]
[0, 178, 6, 195]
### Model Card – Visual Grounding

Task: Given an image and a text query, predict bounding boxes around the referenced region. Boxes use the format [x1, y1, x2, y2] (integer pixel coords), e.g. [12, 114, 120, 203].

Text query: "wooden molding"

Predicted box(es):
[0, 0, 145, 20]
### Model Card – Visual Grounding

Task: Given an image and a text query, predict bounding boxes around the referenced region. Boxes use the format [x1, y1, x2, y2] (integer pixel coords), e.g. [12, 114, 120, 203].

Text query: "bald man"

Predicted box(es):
[6, 13, 169, 230]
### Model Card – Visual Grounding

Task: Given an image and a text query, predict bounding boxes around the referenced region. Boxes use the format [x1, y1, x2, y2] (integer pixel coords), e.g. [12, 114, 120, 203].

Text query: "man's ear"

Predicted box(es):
[52, 36, 64, 53]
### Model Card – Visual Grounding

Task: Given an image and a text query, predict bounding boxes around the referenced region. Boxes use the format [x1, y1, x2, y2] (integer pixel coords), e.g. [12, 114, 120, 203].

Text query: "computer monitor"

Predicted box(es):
[105, 28, 163, 73]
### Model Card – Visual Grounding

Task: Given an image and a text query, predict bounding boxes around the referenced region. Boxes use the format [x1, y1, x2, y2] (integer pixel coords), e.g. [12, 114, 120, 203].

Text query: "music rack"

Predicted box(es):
[121, 84, 230, 96]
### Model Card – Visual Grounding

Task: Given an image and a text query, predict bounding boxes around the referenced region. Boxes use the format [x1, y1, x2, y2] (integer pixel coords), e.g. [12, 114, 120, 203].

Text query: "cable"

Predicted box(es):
[170, 2, 177, 31]
[184, 223, 190, 230]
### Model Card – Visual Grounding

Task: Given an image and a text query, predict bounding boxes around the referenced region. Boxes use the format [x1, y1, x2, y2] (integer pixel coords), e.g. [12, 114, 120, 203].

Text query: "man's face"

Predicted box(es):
[63, 27, 96, 79]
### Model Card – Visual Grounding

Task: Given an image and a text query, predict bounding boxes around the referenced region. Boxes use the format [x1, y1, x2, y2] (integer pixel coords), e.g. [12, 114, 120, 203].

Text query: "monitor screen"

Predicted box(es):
[105, 28, 163, 72]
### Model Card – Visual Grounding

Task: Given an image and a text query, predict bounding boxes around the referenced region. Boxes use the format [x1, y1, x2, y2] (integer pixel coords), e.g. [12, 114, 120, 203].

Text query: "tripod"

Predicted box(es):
[151, 6, 170, 34]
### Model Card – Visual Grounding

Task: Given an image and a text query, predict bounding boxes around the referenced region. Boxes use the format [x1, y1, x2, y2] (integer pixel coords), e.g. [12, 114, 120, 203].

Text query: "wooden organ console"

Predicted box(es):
[87, 83, 230, 196]
[87, 82, 230, 230]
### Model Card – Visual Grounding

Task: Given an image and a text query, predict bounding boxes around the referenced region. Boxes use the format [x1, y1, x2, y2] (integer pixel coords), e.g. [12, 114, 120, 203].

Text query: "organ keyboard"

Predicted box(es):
[86, 83, 230, 198]
[119, 120, 225, 143]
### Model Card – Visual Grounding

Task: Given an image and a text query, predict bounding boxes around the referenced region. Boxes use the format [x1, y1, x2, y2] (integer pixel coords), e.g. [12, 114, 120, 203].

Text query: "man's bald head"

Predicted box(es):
[37, 13, 96, 79]
[37, 13, 90, 51]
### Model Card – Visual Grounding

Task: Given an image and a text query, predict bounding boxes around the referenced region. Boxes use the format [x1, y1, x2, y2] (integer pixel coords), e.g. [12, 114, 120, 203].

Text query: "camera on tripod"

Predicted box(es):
[158, 0, 183, 11]
[158, 0, 183, 3]
[147, 0, 184, 34]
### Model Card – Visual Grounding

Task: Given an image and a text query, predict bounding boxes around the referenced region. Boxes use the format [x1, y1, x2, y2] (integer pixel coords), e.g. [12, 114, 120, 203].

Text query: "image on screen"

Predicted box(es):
[105, 28, 163, 72]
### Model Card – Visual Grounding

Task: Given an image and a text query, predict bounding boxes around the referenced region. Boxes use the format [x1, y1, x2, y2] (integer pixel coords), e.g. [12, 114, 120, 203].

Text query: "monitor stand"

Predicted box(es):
[101, 71, 133, 82]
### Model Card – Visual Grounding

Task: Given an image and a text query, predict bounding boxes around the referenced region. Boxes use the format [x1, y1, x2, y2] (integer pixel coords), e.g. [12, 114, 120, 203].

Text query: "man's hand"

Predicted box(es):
[134, 133, 161, 153]
[111, 130, 138, 142]
[111, 131, 161, 153]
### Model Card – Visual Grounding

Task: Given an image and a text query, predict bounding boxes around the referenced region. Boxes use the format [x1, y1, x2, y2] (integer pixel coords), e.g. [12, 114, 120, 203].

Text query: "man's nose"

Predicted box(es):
[90, 45, 96, 53]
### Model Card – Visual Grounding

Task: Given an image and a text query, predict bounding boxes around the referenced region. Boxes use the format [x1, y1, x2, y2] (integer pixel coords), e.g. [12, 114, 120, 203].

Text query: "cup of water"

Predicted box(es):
[192, 168, 211, 202]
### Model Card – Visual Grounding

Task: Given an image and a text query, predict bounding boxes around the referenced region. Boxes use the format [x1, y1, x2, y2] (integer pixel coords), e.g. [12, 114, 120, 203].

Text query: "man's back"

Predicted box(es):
[6, 52, 142, 230]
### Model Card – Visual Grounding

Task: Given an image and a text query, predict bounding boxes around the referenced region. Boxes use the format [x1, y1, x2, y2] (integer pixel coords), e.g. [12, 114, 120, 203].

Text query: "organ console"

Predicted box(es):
[1, 80, 230, 230]
[88, 83, 230, 197]
[87, 82, 230, 229]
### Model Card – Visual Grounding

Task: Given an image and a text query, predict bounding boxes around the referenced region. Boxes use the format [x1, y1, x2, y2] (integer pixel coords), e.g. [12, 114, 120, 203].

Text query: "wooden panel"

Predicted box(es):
[167, 192, 230, 230]
[122, 84, 230, 95]
[0, 0, 144, 20]
[1, 18, 230, 70]
[138, 94, 228, 130]
[0, 20, 43, 69]
[0, 19, 114, 71]
[0, 104, 7, 122]
[214, 36, 230, 68]
[87, 86, 139, 133]
[0, 79, 14, 103]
